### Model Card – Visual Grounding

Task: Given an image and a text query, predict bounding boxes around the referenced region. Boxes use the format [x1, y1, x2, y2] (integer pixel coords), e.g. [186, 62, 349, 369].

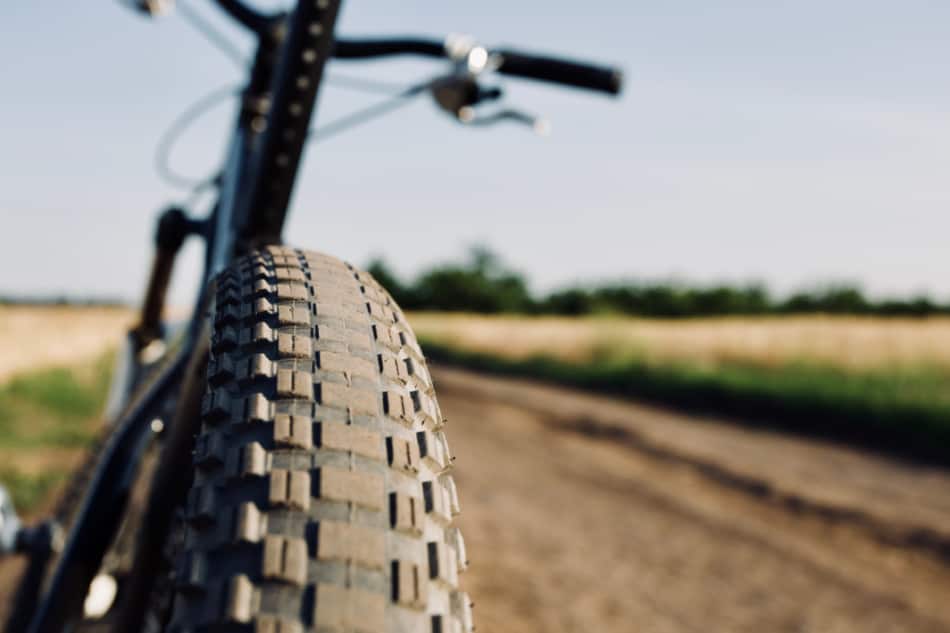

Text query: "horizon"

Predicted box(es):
[4, 246, 949, 308]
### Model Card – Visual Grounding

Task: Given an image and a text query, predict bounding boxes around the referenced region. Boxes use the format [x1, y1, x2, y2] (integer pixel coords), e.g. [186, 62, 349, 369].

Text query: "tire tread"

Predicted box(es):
[169, 246, 469, 633]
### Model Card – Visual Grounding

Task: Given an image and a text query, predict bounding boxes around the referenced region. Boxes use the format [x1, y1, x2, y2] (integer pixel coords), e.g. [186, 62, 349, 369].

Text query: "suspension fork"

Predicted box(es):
[131, 207, 204, 353]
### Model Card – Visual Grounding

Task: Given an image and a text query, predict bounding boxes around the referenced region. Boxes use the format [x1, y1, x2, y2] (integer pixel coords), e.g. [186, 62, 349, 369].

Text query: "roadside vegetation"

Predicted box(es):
[0, 354, 110, 513]
[412, 313, 950, 462]
[365, 248, 950, 460]
[369, 247, 950, 317]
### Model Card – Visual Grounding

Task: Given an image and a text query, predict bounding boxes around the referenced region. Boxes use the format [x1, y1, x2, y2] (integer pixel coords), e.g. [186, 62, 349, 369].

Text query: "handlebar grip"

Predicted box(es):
[495, 48, 623, 96]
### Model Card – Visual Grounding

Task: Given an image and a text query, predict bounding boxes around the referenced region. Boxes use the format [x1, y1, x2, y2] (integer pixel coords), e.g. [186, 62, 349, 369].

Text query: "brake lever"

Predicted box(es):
[120, 0, 175, 16]
[460, 107, 551, 136]
[428, 40, 551, 136]
[430, 75, 502, 115]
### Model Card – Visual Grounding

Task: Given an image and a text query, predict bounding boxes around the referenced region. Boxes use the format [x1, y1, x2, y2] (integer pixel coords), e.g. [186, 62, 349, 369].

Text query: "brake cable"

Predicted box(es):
[306, 80, 431, 143]
[176, 0, 246, 68]
[154, 75, 431, 192]
[155, 1, 433, 191]
[154, 83, 239, 190]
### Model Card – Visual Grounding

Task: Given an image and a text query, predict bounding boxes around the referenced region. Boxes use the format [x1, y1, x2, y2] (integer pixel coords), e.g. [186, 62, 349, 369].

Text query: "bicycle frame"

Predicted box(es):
[12, 2, 343, 631]
[5, 3, 623, 629]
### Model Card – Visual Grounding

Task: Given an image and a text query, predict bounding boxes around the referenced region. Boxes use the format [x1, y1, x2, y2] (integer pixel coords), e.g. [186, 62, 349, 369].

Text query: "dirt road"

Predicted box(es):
[3, 361, 949, 631]
[434, 366, 950, 633]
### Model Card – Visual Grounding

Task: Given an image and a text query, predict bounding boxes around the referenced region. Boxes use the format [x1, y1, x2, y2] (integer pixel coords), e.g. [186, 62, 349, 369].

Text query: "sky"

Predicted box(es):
[1, 1, 949, 305]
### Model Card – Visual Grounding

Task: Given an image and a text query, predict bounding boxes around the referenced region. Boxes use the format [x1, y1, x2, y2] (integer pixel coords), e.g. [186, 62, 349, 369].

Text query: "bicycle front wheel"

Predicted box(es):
[168, 246, 473, 633]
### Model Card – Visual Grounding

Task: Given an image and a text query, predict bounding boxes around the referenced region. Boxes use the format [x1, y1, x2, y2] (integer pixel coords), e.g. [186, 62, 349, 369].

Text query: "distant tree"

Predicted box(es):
[366, 250, 949, 318]
[878, 296, 939, 317]
[781, 285, 869, 314]
[366, 258, 417, 308]
[412, 247, 532, 313]
[540, 288, 598, 315]
[468, 245, 500, 276]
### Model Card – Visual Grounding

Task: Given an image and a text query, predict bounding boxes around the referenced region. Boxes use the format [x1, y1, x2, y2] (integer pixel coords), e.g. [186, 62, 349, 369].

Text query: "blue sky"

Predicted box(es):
[1, 1, 948, 304]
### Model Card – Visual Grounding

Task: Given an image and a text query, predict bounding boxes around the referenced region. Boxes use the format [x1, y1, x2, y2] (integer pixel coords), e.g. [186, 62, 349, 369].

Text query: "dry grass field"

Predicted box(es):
[2, 308, 950, 631]
[6, 307, 949, 378]
[408, 312, 950, 371]
[0, 305, 133, 382]
[410, 312, 950, 462]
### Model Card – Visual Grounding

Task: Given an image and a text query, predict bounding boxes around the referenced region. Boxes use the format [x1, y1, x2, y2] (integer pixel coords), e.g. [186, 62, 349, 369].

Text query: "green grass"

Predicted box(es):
[0, 354, 110, 449]
[421, 339, 950, 464]
[0, 468, 66, 512]
[0, 354, 111, 513]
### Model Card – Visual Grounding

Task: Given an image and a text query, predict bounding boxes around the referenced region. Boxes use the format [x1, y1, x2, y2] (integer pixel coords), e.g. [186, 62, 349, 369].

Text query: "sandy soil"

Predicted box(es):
[434, 366, 950, 633]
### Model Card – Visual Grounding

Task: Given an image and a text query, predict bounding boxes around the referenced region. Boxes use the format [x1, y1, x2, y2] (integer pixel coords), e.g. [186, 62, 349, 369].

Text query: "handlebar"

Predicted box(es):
[210, 2, 623, 97]
[333, 37, 446, 60]
[333, 37, 623, 96]
[493, 48, 622, 96]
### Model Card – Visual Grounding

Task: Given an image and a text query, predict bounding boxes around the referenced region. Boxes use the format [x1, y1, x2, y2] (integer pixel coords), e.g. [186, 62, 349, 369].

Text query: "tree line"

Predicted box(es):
[368, 247, 949, 318]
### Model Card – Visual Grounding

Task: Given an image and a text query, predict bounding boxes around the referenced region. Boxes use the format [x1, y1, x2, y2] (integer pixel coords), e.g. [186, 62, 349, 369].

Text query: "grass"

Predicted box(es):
[411, 314, 950, 463]
[0, 468, 67, 513]
[409, 313, 950, 371]
[0, 353, 111, 514]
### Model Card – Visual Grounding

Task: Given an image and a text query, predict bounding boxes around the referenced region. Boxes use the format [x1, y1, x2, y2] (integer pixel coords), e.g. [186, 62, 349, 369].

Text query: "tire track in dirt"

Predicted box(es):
[434, 365, 950, 633]
[543, 413, 950, 565]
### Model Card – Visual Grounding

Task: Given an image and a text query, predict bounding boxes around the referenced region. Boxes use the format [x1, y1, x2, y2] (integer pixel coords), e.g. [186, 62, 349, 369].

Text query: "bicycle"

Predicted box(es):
[0, 1, 622, 631]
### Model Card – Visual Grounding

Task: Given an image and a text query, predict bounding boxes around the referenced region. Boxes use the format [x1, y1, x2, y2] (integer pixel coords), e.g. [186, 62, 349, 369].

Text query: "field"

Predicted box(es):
[3, 307, 950, 631]
[5, 307, 950, 491]
[410, 313, 950, 461]
[0, 306, 132, 382]
[0, 354, 111, 513]
[409, 312, 950, 370]
[0, 306, 131, 514]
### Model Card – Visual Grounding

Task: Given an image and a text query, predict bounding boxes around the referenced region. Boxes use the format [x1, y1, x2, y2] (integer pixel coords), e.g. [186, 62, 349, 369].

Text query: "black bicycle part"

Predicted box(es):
[429, 76, 502, 118]
[234, 0, 343, 244]
[23, 348, 189, 633]
[109, 339, 209, 633]
[332, 37, 623, 95]
[3, 522, 61, 633]
[333, 37, 445, 59]
[494, 48, 622, 95]
[132, 206, 206, 350]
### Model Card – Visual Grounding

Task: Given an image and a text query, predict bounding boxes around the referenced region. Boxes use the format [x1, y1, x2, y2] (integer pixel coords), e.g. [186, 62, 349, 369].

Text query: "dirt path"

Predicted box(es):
[3, 363, 949, 631]
[434, 366, 950, 633]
